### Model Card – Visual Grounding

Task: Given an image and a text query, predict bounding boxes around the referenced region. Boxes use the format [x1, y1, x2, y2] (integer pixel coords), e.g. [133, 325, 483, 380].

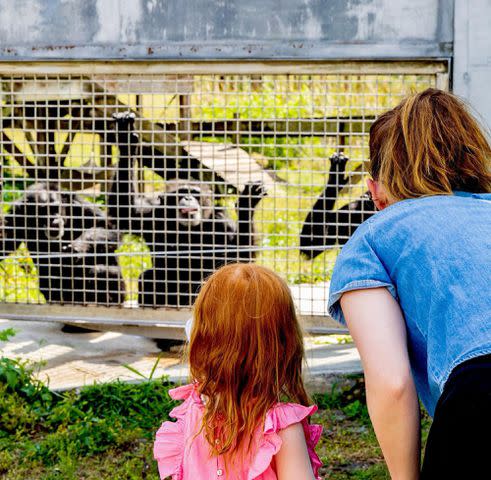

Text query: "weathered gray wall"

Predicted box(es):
[453, 0, 491, 130]
[3, 1, 491, 127]
[0, 0, 453, 60]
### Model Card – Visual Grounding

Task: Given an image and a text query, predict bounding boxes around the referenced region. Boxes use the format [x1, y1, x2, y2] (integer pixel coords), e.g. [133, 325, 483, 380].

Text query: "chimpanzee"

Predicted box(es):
[299, 153, 376, 259]
[0, 183, 124, 305]
[109, 112, 266, 307]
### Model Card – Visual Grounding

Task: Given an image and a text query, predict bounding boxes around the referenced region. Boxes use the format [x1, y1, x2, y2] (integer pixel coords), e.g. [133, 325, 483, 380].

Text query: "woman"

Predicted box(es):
[328, 88, 491, 479]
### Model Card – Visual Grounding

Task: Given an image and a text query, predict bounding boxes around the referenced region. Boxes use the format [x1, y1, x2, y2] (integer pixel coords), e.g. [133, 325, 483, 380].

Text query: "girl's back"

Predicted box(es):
[153, 263, 323, 479]
[154, 383, 322, 479]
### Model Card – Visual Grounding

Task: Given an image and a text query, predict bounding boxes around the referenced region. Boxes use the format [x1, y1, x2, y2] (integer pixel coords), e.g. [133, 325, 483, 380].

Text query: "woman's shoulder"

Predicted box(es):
[369, 193, 491, 225]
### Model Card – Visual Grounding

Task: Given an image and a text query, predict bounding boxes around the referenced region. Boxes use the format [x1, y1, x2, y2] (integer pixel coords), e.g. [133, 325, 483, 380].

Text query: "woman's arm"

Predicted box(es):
[275, 423, 316, 480]
[340, 288, 420, 480]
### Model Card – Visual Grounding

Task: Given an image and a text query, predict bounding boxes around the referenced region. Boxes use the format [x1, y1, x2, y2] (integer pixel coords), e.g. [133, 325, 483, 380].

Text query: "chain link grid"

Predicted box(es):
[0, 68, 438, 317]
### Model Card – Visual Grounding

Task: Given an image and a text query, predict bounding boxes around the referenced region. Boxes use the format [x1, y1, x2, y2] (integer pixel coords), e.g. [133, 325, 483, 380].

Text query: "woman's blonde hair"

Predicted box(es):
[369, 88, 491, 200]
[189, 263, 309, 462]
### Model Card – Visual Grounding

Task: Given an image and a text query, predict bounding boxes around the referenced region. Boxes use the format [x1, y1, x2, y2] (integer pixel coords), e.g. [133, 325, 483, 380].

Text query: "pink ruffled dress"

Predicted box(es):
[154, 383, 323, 480]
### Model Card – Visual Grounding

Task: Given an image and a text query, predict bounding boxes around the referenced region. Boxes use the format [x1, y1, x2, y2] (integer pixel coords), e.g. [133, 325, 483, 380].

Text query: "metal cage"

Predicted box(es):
[0, 61, 449, 337]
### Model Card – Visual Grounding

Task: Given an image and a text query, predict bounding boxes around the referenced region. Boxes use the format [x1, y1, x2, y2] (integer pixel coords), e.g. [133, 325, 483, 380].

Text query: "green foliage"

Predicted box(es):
[342, 400, 369, 422]
[0, 356, 176, 471]
[351, 464, 390, 479]
[0, 163, 32, 206]
[2, 180, 28, 206]
[192, 74, 433, 121]
[0, 328, 16, 342]
[313, 375, 369, 422]
[0, 246, 45, 304]
[0, 357, 53, 408]
[0, 355, 53, 437]
[313, 385, 344, 410]
[0, 383, 41, 436]
[116, 234, 153, 302]
[69, 378, 175, 432]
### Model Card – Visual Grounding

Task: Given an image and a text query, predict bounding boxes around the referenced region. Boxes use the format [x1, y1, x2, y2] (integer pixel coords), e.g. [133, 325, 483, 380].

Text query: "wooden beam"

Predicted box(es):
[0, 60, 449, 77]
[186, 117, 375, 137]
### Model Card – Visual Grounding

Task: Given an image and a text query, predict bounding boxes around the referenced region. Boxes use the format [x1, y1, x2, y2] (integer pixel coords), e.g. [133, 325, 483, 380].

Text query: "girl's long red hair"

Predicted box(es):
[189, 263, 310, 459]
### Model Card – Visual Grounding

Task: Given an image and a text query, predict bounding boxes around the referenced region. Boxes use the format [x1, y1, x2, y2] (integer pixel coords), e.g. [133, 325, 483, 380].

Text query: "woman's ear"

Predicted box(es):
[367, 179, 390, 210]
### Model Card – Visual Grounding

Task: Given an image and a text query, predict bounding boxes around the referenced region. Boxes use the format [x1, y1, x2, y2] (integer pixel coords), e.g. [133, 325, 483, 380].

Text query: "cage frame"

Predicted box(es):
[0, 59, 450, 337]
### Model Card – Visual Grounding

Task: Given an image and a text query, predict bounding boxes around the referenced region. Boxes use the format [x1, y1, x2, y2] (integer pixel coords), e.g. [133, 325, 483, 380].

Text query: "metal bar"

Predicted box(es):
[0, 60, 449, 76]
[3, 114, 375, 138]
[186, 117, 375, 136]
[0, 305, 347, 337]
[178, 93, 192, 143]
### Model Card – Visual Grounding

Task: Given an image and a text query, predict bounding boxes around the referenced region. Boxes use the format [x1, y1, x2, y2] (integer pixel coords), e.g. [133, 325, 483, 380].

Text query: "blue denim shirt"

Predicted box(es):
[328, 192, 491, 416]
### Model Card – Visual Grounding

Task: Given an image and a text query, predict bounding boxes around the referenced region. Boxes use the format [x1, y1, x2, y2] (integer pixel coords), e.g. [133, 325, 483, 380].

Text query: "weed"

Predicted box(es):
[0, 354, 177, 474]
[0, 328, 16, 342]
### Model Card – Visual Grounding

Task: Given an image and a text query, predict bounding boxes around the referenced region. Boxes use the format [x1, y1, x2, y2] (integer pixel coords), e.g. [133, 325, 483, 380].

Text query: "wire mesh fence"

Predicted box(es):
[0, 64, 444, 318]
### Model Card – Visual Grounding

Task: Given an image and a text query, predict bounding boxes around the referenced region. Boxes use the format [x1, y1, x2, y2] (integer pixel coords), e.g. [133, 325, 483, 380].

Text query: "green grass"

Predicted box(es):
[0, 349, 432, 480]
[0, 352, 177, 480]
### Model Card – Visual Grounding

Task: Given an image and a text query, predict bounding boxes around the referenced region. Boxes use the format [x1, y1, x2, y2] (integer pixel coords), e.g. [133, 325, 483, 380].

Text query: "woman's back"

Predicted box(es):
[328, 88, 491, 479]
[329, 191, 491, 414]
[154, 383, 322, 480]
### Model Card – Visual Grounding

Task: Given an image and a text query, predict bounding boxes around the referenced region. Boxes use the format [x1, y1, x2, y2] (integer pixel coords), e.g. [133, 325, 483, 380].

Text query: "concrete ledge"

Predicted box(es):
[0, 319, 360, 391]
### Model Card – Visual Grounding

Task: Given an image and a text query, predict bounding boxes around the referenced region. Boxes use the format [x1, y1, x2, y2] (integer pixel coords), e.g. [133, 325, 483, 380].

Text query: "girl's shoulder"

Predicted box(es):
[153, 383, 204, 479]
[265, 402, 319, 433]
[168, 382, 202, 402]
[163, 382, 204, 421]
[249, 402, 323, 479]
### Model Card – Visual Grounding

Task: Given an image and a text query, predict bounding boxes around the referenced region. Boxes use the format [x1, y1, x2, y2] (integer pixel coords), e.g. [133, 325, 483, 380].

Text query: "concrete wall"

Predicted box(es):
[0, 0, 453, 60]
[2, 0, 491, 128]
[453, 0, 491, 130]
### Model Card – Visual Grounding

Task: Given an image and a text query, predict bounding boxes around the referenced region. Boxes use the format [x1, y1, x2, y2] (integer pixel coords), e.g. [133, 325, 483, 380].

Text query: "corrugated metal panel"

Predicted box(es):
[0, 0, 453, 60]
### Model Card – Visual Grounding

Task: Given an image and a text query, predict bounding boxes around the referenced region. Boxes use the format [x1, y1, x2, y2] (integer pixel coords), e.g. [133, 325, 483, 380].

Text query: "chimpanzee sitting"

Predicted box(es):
[0, 183, 124, 305]
[109, 112, 266, 307]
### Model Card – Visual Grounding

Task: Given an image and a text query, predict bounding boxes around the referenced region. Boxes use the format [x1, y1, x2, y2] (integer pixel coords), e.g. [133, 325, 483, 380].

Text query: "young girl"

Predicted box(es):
[328, 88, 491, 479]
[154, 263, 322, 480]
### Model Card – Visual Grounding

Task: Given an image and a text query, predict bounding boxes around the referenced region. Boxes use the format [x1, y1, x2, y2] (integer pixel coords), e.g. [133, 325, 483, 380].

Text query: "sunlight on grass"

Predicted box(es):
[0, 245, 45, 304]
[116, 234, 152, 302]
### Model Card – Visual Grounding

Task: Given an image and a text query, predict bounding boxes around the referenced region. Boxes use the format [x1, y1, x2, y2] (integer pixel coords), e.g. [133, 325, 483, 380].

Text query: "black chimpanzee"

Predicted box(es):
[299, 153, 376, 259]
[109, 112, 266, 307]
[0, 183, 124, 305]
